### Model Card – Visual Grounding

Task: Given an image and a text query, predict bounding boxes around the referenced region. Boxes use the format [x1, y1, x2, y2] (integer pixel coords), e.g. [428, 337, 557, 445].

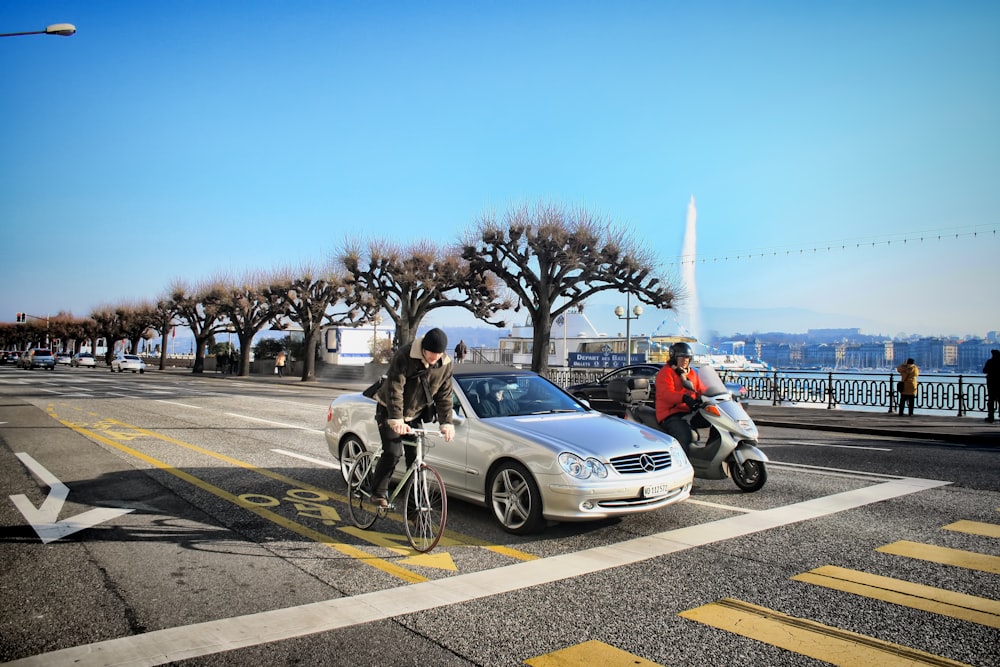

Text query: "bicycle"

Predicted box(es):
[346, 428, 448, 552]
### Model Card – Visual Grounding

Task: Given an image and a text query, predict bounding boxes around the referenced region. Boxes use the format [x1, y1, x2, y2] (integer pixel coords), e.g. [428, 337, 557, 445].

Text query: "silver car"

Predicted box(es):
[325, 369, 693, 534]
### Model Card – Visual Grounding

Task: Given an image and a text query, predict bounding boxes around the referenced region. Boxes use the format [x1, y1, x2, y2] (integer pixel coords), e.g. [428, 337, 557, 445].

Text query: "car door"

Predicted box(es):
[424, 390, 470, 493]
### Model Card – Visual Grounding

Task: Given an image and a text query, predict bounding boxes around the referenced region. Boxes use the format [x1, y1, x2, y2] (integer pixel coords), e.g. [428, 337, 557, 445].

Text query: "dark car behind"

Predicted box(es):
[566, 363, 746, 417]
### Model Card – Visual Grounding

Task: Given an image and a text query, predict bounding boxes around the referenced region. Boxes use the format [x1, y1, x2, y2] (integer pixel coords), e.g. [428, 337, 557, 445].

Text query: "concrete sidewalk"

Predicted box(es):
[746, 402, 1000, 446]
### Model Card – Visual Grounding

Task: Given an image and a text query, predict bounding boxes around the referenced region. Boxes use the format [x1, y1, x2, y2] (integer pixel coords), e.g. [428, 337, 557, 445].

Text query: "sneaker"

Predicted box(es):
[371, 495, 389, 508]
[986, 418, 996, 424]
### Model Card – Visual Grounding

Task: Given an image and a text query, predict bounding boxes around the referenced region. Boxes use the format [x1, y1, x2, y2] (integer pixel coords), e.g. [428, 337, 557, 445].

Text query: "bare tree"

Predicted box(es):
[151, 297, 179, 370]
[211, 271, 284, 377]
[169, 280, 227, 374]
[116, 300, 159, 357]
[264, 262, 361, 382]
[462, 202, 677, 374]
[90, 305, 123, 365]
[341, 238, 511, 346]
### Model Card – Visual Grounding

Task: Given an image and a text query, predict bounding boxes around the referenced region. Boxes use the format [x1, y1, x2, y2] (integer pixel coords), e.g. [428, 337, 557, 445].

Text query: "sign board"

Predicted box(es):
[569, 352, 647, 368]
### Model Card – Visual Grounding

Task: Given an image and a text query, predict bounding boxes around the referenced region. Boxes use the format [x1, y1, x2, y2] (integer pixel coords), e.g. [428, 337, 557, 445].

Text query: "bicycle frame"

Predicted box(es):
[347, 427, 447, 552]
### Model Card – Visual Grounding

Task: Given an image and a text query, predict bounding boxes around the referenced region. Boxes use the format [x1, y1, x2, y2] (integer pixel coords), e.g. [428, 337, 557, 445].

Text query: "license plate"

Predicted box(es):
[643, 483, 671, 497]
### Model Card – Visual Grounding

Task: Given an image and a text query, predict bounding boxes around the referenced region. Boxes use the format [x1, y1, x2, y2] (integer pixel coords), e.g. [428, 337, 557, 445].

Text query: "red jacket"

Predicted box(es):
[655, 364, 706, 422]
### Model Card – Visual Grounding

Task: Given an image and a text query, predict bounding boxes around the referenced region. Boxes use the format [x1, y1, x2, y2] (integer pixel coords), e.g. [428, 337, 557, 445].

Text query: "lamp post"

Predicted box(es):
[0, 23, 76, 37]
[371, 315, 382, 362]
[614, 296, 643, 366]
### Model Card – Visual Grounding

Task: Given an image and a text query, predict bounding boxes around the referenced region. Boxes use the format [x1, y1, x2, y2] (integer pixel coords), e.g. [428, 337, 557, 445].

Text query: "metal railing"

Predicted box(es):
[712, 370, 986, 416]
[541, 367, 989, 417]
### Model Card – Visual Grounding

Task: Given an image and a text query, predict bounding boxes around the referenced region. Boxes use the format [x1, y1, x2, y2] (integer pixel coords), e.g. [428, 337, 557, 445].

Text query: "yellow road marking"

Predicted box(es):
[51, 415, 427, 583]
[877, 540, 1000, 574]
[942, 519, 1000, 539]
[679, 598, 971, 667]
[48, 405, 538, 571]
[793, 565, 1000, 628]
[338, 526, 458, 570]
[525, 640, 663, 666]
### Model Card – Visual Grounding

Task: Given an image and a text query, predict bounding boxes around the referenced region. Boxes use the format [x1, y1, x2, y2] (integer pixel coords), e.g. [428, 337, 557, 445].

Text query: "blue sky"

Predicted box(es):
[2, 1, 997, 341]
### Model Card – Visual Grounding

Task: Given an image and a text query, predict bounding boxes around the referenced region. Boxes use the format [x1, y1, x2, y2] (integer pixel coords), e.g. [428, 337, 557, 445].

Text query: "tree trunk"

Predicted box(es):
[299, 327, 322, 381]
[531, 312, 553, 374]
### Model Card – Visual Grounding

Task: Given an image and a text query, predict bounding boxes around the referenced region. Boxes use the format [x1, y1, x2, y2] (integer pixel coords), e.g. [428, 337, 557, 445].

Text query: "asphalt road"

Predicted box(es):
[1, 367, 998, 666]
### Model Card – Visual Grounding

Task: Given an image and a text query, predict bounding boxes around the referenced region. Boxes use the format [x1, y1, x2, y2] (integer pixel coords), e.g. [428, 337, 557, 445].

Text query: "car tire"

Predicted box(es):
[487, 460, 544, 535]
[339, 434, 367, 484]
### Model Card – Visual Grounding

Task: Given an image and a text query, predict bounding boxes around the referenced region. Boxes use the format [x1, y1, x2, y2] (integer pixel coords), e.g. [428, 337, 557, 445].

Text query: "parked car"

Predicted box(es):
[71, 352, 97, 368]
[111, 354, 146, 373]
[566, 363, 747, 417]
[2, 350, 21, 365]
[19, 348, 56, 370]
[325, 368, 693, 535]
[55, 353, 73, 366]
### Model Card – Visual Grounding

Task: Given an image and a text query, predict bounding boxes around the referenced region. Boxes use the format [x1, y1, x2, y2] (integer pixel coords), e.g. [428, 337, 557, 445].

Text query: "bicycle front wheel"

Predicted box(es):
[403, 464, 447, 552]
[347, 451, 380, 529]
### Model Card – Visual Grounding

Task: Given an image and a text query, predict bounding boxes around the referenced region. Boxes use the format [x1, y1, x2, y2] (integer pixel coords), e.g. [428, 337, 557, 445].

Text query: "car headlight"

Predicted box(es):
[667, 441, 688, 463]
[558, 452, 609, 479]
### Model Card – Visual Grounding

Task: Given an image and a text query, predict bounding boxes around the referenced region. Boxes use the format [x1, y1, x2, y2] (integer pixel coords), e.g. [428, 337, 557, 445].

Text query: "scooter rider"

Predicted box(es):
[655, 342, 711, 455]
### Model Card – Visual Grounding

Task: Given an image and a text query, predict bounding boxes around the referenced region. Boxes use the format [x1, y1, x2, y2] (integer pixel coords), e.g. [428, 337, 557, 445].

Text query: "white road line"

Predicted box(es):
[769, 440, 892, 451]
[156, 401, 203, 409]
[685, 499, 755, 513]
[9, 476, 951, 667]
[768, 460, 906, 481]
[224, 413, 324, 432]
[272, 449, 338, 469]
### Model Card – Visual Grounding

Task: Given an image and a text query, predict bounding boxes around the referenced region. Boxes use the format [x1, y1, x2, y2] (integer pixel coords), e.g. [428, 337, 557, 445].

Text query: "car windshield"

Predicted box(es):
[123, 355, 140, 361]
[456, 374, 586, 418]
[34, 350, 52, 356]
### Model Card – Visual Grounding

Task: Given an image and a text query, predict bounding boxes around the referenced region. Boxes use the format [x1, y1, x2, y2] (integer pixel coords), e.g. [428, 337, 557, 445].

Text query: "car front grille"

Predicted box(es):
[609, 451, 673, 474]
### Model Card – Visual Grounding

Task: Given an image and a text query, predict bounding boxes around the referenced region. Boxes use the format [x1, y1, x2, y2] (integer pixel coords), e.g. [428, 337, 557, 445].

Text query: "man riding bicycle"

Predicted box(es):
[370, 328, 455, 507]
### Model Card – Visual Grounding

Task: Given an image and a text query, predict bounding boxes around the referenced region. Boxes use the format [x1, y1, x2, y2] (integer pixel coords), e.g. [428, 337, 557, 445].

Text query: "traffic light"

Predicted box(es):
[15, 312, 24, 323]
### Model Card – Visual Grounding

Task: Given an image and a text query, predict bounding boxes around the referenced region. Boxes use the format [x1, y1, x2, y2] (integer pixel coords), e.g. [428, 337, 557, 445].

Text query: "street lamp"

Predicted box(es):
[371, 315, 382, 361]
[0, 23, 76, 37]
[614, 296, 643, 366]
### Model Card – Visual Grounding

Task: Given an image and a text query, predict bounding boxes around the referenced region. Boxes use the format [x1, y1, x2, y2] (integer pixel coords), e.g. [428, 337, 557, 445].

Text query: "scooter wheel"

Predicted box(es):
[731, 459, 766, 492]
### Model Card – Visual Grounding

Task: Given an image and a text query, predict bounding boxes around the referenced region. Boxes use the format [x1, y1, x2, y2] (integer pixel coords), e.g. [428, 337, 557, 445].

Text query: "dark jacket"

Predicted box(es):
[984, 351, 1000, 389]
[376, 336, 454, 427]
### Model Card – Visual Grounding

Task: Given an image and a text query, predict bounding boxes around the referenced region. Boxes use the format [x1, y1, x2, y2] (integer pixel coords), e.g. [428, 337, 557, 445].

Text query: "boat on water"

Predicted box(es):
[499, 310, 771, 371]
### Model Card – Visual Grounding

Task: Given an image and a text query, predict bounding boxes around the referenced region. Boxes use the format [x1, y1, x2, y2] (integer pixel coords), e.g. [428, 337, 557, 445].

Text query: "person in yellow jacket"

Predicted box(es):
[896, 358, 919, 416]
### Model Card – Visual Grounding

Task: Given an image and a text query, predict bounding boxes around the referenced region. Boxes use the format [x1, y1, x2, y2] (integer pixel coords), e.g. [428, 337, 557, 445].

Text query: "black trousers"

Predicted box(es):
[987, 386, 998, 421]
[658, 412, 710, 454]
[371, 405, 421, 497]
[898, 392, 915, 416]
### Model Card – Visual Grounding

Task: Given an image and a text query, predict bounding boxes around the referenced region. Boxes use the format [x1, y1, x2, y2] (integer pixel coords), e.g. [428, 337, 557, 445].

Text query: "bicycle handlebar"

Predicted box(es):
[404, 427, 444, 437]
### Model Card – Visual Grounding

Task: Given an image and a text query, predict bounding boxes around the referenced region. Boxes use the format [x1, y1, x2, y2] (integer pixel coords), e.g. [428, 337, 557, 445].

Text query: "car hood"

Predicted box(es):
[485, 412, 676, 457]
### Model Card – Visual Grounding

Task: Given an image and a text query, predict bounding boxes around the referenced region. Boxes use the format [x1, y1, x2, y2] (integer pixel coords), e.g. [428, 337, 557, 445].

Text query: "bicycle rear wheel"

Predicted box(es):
[347, 451, 380, 529]
[403, 464, 447, 552]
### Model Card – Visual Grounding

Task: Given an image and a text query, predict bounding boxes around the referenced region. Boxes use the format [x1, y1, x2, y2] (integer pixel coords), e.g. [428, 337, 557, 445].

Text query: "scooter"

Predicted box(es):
[608, 365, 768, 492]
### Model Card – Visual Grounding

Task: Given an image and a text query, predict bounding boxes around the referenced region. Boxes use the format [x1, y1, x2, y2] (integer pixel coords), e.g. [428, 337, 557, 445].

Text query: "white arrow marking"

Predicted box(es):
[10, 452, 133, 544]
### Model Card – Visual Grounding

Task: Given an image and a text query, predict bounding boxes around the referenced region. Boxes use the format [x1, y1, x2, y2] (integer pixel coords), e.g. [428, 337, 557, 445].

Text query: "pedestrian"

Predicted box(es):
[369, 328, 455, 508]
[896, 357, 919, 416]
[275, 350, 286, 378]
[454, 339, 467, 363]
[984, 349, 1000, 424]
[655, 342, 710, 455]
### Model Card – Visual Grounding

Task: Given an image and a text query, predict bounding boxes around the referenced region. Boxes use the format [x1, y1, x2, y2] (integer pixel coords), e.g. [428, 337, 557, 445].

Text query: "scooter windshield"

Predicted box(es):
[692, 364, 730, 396]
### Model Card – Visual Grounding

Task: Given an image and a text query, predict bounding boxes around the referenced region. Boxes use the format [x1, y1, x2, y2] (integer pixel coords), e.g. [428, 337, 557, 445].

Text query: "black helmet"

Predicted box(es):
[670, 342, 693, 360]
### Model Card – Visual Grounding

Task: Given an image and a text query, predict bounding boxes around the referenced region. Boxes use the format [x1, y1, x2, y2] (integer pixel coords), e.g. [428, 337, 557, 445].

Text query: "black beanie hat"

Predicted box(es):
[422, 328, 448, 354]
